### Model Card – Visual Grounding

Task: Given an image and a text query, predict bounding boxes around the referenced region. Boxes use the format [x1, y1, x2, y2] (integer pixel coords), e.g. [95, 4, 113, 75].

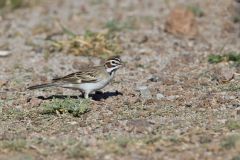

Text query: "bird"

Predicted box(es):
[28, 56, 123, 99]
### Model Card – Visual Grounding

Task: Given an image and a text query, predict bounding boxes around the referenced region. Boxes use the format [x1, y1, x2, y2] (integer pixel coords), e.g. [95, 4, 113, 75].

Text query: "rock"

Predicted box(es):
[166, 95, 179, 101]
[224, 95, 235, 100]
[0, 50, 11, 57]
[214, 67, 235, 83]
[156, 93, 164, 100]
[136, 86, 152, 99]
[148, 75, 160, 82]
[67, 121, 78, 125]
[165, 6, 198, 38]
[232, 104, 240, 108]
[138, 48, 155, 55]
[29, 97, 42, 107]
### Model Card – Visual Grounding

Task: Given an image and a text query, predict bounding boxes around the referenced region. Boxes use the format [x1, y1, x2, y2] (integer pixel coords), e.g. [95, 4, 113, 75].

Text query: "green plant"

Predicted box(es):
[0, 0, 33, 9]
[104, 18, 137, 33]
[105, 19, 123, 32]
[0, 0, 7, 8]
[208, 55, 224, 63]
[220, 82, 240, 91]
[233, 16, 240, 23]
[66, 143, 90, 158]
[221, 134, 240, 150]
[9, 0, 23, 9]
[188, 5, 204, 17]
[40, 97, 90, 117]
[84, 30, 96, 38]
[232, 155, 240, 160]
[226, 120, 240, 131]
[208, 52, 240, 64]
[3, 108, 26, 120]
[0, 139, 27, 151]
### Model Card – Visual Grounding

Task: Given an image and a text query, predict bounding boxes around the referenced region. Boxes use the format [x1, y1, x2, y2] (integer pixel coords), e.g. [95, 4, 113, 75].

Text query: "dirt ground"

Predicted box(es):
[0, 0, 240, 160]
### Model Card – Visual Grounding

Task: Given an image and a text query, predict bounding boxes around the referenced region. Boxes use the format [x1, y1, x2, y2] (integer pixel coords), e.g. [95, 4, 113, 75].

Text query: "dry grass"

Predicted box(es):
[48, 28, 122, 58]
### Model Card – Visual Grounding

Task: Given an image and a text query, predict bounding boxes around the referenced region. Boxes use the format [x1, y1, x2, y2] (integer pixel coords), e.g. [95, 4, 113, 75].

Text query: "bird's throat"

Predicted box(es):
[106, 67, 117, 76]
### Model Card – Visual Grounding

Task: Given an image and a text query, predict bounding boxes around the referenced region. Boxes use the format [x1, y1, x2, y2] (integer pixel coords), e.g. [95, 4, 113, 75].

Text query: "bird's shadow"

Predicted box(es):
[37, 91, 123, 101]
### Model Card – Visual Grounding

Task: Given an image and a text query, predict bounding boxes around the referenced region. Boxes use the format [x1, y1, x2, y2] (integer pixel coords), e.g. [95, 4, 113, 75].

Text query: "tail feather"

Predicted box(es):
[27, 83, 56, 90]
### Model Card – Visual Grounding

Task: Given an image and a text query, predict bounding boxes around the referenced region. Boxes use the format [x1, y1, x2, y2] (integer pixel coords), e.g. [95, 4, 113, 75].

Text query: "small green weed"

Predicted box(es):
[104, 18, 137, 32]
[0, 100, 3, 114]
[0, 0, 7, 8]
[102, 135, 134, 155]
[0, 139, 27, 151]
[113, 136, 132, 148]
[0, 0, 36, 9]
[187, 5, 204, 17]
[40, 98, 90, 117]
[220, 82, 240, 91]
[169, 136, 180, 144]
[208, 52, 240, 64]
[8, 0, 23, 9]
[66, 143, 90, 159]
[105, 19, 123, 32]
[232, 155, 240, 160]
[90, 0, 103, 5]
[2, 108, 26, 120]
[221, 134, 240, 150]
[208, 55, 224, 63]
[233, 16, 240, 23]
[226, 120, 240, 131]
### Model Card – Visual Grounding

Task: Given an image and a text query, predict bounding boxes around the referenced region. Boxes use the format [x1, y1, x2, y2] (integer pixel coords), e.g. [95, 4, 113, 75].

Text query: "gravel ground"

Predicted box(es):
[0, 0, 240, 160]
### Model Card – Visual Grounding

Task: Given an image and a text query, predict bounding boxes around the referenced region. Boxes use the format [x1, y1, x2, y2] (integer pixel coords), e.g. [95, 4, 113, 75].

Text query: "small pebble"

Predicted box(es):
[136, 85, 152, 99]
[0, 50, 11, 57]
[166, 95, 179, 100]
[156, 93, 164, 100]
[148, 75, 160, 82]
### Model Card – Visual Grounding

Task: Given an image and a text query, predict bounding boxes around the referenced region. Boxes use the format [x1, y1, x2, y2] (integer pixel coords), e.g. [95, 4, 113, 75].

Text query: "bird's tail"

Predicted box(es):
[27, 83, 56, 90]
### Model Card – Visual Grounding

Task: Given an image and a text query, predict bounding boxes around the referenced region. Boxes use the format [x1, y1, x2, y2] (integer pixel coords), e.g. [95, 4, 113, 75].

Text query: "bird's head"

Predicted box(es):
[104, 56, 123, 74]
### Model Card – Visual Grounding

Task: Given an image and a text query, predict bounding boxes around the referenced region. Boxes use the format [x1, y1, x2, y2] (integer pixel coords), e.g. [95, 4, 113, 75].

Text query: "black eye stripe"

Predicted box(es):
[107, 56, 121, 61]
[110, 60, 121, 64]
[106, 56, 122, 66]
[113, 58, 120, 61]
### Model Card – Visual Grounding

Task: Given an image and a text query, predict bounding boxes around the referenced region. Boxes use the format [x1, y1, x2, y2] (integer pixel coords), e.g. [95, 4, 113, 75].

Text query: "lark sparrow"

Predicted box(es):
[28, 56, 123, 99]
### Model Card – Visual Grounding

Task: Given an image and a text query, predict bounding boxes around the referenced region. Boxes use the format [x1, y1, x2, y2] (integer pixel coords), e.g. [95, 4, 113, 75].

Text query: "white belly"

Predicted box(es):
[78, 78, 111, 92]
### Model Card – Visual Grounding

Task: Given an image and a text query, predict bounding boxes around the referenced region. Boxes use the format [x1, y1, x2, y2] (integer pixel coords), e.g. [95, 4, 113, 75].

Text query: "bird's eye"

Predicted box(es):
[111, 61, 117, 65]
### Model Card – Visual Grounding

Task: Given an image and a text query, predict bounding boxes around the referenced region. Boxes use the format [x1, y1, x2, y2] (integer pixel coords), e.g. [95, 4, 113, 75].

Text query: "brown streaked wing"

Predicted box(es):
[52, 71, 99, 83]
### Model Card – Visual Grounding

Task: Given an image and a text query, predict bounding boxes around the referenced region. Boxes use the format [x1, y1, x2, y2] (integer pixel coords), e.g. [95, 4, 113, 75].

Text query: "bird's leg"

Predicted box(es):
[77, 90, 83, 99]
[84, 92, 89, 99]
[76, 95, 81, 100]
